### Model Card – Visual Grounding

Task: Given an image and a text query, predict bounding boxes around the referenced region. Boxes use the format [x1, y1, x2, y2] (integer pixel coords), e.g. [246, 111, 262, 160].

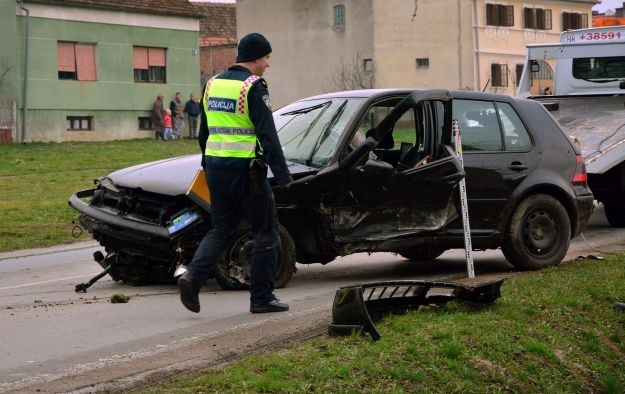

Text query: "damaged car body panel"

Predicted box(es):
[276, 90, 464, 257]
[69, 88, 594, 290]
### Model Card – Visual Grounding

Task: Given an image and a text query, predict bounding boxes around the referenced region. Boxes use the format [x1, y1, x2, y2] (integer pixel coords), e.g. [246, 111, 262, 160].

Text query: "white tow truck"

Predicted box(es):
[517, 26, 625, 227]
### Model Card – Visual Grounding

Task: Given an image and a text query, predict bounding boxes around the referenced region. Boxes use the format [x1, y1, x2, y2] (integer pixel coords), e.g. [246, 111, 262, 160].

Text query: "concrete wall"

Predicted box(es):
[237, 0, 374, 108]
[372, 0, 475, 91]
[13, 3, 201, 142]
[237, 0, 596, 102]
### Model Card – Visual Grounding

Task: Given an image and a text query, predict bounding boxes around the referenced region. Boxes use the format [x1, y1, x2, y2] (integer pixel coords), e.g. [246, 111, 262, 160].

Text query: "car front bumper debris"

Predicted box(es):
[328, 278, 506, 341]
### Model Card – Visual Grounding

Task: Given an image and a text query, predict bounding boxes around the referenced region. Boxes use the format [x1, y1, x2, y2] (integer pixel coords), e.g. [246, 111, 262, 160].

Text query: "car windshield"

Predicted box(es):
[274, 97, 365, 167]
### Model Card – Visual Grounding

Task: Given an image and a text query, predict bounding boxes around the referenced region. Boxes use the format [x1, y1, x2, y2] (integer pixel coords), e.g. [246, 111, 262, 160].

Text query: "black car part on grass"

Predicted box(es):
[328, 278, 506, 341]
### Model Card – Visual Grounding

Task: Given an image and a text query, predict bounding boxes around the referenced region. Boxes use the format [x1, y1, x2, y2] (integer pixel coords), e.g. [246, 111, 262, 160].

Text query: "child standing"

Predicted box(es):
[163, 108, 175, 140]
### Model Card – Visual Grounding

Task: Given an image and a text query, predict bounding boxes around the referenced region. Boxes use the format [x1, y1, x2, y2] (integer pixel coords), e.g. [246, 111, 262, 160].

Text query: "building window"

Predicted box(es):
[333, 4, 345, 29]
[515, 64, 524, 86]
[524, 8, 552, 30]
[138, 117, 153, 130]
[363, 58, 374, 72]
[491, 63, 509, 87]
[67, 116, 93, 131]
[562, 12, 588, 30]
[486, 4, 514, 27]
[57, 42, 97, 81]
[416, 58, 430, 69]
[133, 46, 167, 83]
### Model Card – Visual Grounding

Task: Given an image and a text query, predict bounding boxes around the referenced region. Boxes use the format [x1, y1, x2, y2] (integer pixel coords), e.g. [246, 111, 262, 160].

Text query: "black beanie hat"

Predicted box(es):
[236, 33, 272, 63]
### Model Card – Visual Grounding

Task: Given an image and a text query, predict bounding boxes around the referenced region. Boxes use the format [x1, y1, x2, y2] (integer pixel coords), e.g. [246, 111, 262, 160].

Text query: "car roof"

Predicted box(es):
[298, 88, 522, 104]
[301, 89, 415, 101]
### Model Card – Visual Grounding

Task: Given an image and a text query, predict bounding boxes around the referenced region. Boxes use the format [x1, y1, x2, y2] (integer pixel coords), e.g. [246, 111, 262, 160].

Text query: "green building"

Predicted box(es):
[1, 0, 202, 142]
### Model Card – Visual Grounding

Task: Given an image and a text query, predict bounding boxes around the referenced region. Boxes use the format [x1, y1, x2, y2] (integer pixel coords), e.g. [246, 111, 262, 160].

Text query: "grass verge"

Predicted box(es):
[0, 139, 199, 252]
[143, 255, 625, 393]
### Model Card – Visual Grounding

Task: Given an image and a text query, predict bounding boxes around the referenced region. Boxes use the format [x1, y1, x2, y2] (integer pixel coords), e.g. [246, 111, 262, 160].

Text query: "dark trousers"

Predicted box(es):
[187, 168, 280, 304]
[188, 115, 198, 138]
[155, 126, 164, 140]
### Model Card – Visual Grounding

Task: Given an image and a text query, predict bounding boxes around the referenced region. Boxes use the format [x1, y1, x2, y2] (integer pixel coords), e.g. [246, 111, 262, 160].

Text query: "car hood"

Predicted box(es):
[105, 154, 316, 195]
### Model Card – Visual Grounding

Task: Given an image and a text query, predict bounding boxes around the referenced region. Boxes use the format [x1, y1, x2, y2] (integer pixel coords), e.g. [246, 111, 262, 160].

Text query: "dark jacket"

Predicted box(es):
[152, 99, 164, 128]
[184, 99, 201, 117]
[199, 65, 293, 187]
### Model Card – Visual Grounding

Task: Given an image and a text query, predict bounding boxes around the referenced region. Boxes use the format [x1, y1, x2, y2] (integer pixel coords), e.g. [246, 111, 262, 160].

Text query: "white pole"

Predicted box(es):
[453, 119, 475, 278]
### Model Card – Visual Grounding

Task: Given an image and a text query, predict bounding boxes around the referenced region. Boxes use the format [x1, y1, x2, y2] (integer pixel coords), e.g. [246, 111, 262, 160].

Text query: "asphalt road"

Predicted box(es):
[1, 205, 625, 392]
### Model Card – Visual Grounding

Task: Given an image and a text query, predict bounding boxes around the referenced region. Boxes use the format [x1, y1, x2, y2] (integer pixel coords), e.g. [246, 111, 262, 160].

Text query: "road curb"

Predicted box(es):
[0, 241, 98, 261]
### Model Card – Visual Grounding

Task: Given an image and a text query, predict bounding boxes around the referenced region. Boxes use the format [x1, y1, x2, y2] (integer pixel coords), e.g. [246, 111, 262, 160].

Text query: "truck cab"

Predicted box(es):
[517, 26, 625, 227]
[518, 26, 625, 98]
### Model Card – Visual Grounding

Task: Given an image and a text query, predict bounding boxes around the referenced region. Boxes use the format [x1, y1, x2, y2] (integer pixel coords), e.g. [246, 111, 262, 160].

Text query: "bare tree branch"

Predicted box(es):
[331, 53, 375, 91]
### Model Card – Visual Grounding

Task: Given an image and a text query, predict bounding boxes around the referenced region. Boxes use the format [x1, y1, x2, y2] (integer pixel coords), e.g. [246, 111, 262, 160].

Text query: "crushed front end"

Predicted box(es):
[69, 178, 208, 285]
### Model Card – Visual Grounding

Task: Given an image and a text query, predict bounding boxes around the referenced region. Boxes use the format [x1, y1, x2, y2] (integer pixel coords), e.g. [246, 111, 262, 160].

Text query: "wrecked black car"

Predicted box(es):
[69, 89, 594, 289]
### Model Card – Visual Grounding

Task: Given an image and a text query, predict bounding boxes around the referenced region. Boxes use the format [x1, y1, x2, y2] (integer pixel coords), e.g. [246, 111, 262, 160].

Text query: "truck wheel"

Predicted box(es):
[399, 245, 446, 261]
[502, 194, 570, 270]
[215, 224, 296, 290]
[603, 198, 625, 227]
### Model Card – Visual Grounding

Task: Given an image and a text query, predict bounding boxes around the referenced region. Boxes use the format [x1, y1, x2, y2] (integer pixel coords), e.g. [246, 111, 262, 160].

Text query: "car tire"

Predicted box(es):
[502, 194, 570, 270]
[215, 224, 296, 290]
[603, 197, 625, 227]
[399, 245, 446, 261]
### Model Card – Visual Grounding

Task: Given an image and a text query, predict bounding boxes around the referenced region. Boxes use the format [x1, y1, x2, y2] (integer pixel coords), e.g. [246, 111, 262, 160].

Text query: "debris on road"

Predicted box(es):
[110, 293, 129, 303]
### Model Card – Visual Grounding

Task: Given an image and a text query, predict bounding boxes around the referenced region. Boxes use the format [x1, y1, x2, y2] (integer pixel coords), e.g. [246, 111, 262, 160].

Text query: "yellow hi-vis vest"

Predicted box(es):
[203, 75, 260, 162]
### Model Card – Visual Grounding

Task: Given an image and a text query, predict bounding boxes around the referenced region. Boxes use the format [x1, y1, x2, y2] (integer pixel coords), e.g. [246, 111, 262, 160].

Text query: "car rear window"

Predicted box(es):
[452, 99, 502, 151]
[496, 102, 532, 151]
[452, 99, 532, 152]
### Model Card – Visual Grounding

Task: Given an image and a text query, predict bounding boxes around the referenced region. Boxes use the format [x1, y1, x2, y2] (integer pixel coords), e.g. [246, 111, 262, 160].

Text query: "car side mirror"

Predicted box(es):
[530, 60, 540, 73]
[358, 158, 393, 178]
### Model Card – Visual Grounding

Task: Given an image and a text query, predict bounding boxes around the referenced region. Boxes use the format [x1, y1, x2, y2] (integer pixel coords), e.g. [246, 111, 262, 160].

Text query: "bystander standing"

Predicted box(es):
[184, 93, 201, 139]
[170, 92, 185, 140]
[152, 93, 165, 140]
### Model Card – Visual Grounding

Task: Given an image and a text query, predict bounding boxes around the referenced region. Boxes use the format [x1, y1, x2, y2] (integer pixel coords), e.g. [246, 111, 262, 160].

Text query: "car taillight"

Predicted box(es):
[572, 155, 587, 185]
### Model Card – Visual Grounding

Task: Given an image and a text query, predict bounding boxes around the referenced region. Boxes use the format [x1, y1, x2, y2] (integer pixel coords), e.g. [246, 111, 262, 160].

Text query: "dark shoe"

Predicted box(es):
[178, 272, 200, 313]
[614, 302, 625, 312]
[250, 299, 289, 313]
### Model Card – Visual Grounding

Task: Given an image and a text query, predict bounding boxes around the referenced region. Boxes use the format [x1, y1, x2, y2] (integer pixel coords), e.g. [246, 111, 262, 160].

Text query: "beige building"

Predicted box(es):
[237, 0, 597, 107]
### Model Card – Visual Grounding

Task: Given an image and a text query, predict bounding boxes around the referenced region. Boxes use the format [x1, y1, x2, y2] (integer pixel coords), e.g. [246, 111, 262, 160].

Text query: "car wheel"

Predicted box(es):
[603, 197, 625, 227]
[399, 245, 446, 261]
[502, 194, 570, 270]
[215, 224, 296, 290]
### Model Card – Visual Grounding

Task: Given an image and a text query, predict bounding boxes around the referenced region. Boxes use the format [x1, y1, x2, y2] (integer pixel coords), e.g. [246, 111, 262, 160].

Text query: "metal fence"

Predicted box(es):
[0, 100, 16, 143]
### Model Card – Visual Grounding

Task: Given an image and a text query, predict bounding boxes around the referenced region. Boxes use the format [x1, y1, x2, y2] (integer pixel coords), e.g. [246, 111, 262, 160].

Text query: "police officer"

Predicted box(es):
[178, 33, 293, 314]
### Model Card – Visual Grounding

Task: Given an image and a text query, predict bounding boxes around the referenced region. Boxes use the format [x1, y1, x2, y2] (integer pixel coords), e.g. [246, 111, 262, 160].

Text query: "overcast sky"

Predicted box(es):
[594, 0, 624, 12]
